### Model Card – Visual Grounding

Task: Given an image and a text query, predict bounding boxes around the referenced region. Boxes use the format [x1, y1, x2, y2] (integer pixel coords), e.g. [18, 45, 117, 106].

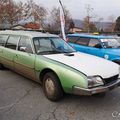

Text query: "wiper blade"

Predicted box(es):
[64, 53, 74, 56]
[37, 50, 62, 55]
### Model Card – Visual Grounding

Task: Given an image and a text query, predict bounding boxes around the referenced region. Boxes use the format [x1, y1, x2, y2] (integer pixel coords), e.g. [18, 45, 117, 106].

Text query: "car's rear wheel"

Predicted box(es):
[43, 72, 64, 101]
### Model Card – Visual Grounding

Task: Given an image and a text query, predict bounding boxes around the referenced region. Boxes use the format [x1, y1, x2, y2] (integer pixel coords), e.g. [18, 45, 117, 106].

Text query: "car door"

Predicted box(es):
[14, 36, 36, 81]
[2, 35, 20, 69]
[0, 34, 9, 64]
[85, 38, 105, 58]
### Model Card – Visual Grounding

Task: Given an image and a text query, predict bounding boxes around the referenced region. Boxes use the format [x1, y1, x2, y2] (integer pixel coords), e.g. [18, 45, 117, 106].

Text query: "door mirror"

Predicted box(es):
[94, 44, 102, 48]
[20, 47, 27, 52]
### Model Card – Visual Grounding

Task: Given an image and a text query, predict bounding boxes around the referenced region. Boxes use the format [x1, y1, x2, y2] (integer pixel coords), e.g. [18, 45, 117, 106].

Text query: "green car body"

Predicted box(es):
[0, 30, 120, 101]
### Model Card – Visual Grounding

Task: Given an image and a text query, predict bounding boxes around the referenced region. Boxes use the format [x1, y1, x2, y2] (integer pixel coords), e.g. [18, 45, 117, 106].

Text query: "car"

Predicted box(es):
[0, 30, 120, 101]
[67, 34, 120, 64]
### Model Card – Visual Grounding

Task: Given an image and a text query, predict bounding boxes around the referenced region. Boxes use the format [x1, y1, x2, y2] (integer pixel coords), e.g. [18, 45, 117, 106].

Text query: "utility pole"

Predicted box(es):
[85, 4, 93, 33]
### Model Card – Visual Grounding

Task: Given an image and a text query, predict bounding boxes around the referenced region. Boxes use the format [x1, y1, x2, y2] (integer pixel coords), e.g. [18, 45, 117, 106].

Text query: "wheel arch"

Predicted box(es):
[112, 59, 120, 65]
[39, 68, 60, 84]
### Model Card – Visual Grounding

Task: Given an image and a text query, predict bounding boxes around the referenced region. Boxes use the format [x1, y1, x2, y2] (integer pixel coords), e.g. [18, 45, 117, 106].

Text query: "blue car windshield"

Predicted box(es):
[33, 37, 76, 55]
[100, 39, 120, 48]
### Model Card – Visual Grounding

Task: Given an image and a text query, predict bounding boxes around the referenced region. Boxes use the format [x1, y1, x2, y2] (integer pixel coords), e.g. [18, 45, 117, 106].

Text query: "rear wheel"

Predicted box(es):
[43, 72, 64, 101]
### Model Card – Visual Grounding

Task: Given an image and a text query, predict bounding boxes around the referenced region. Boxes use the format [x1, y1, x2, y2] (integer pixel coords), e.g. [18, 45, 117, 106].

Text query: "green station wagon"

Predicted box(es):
[0, 30, 120, 101]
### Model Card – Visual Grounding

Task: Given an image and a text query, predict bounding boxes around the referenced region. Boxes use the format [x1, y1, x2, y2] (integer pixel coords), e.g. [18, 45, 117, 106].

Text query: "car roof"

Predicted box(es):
[0, 30, 58, 38]
[67, 33, 113, 39]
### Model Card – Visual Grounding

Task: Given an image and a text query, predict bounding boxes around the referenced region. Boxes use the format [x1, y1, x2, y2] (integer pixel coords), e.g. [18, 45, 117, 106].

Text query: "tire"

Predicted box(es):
[0, 63, 4, 70]
[43, 72, 64, 101]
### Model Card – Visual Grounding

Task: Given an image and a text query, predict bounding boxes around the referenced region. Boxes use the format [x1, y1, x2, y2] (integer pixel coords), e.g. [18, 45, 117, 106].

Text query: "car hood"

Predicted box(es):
[44, 52, 119, 78]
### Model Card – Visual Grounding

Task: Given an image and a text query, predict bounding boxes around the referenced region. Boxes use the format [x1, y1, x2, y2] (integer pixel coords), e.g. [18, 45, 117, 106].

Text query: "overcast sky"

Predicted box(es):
[16, 0, 120, 21]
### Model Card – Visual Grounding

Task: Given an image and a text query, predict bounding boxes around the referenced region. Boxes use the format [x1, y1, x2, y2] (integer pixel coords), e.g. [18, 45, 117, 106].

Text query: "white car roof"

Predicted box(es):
[0, 30, 58, 38]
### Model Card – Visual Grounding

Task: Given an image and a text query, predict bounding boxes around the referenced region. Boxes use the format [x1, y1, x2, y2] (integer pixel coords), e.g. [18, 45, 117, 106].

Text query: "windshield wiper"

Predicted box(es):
[37, 50, 63, 55]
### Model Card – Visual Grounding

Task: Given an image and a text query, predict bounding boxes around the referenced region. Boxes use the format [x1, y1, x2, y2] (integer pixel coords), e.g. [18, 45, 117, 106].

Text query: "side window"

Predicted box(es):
[34, 38, 52, 53]
[6, 35, 19, 50]
[18, 36, 33, 53]
[76, 37, 90, 46]
[89, 39, 100, 47]
[67, 36, 79, 43]
[0, 35, 9, 46]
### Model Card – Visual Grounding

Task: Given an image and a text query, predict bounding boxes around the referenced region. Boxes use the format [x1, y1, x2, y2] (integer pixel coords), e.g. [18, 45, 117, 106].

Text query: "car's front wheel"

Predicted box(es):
[43, 72, 64, 101]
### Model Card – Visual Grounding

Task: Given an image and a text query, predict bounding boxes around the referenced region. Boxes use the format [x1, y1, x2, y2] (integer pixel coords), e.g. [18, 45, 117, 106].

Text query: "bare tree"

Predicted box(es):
[44, 6, 72, 32]
[83, 16, 97, 32]
[26, 0, 47, 25]
[107, 15, 115, 32]
[0, 0, 47, 29]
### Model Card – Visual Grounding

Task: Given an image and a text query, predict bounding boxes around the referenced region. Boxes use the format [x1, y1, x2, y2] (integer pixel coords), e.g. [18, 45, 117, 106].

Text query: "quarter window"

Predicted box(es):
[18, 36, 33, 53]
[89, 39, 100, 47]
[0, 35, 9, 46]
[6, 35, 19, 50]
[76, 37, 90, 46]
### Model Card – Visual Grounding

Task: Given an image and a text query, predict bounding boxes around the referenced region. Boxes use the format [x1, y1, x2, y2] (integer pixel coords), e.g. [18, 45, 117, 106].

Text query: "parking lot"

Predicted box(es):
[0, 70, 120, 120]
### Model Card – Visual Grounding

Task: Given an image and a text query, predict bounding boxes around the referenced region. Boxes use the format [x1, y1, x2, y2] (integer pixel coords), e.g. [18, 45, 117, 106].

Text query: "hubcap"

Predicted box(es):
[45, 78, 55, 96]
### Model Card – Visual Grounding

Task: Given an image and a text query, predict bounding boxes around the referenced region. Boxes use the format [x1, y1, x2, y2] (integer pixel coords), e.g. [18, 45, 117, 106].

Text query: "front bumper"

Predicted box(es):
[73, 79, 120, 96]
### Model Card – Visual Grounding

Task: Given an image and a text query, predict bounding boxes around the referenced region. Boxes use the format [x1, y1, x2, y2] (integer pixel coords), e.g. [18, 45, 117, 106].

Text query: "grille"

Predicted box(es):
[103, 75, 119, 85]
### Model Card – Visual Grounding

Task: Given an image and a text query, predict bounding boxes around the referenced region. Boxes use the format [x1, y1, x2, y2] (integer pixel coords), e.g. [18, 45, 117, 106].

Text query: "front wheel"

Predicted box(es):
[43, 72, 64, 101]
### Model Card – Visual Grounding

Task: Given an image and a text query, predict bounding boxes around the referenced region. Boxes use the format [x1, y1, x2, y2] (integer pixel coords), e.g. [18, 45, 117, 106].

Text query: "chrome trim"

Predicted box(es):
[73, 79, 120, 96]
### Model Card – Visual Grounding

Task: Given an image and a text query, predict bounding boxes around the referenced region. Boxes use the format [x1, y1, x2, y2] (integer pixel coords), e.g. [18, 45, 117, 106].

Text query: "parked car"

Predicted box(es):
[0, 30, 120, 101]
[67, 34, 120, 64]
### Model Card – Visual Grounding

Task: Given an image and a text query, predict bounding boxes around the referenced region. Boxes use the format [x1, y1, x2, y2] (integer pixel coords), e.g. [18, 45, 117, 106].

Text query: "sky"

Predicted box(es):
[15, 0, 120, 22]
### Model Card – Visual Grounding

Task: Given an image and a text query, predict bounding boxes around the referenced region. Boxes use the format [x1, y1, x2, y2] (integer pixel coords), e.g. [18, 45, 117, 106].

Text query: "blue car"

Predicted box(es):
[67, 34, 120, 64]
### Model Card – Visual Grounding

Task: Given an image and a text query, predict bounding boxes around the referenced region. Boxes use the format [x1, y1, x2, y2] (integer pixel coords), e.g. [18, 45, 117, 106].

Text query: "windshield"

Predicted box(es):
[33, 37, 76, 55]
[100, 38, 120, 48]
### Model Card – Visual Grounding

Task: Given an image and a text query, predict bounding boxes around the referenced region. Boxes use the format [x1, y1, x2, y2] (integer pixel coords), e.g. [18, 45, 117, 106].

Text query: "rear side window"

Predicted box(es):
[0, 35, 9, 46]
[76, 37, 90, 46]
[67, 36, 79, 43]
[18, 36, 33, 53]
[6, 35, 20, 50]
[88, 39, 100, 47]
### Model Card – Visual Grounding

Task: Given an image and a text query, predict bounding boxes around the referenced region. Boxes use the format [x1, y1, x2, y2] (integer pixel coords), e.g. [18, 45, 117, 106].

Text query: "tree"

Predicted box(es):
[69, 19, 75, 31]
[44, 6, 72, 32]
[27, 0, 47, 24]
[0, 0, 47, 29]
[114, 16, 120, 32]
[83, 16, 97, 32]
[106, 15, 115, 32]
[0, 0, 30, 29]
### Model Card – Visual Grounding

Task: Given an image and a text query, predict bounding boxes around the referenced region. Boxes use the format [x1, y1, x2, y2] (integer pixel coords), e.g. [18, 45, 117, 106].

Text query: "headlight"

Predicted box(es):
[88, 76, 104, 88]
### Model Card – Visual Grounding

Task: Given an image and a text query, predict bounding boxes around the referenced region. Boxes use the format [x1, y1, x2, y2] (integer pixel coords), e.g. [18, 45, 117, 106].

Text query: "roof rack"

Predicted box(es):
[3, 29, 47, 33]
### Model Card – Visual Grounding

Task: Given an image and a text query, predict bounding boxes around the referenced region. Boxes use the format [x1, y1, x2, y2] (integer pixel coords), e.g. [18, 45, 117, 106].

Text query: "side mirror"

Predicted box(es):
[94, 44, 102, 48]
[20, 47, 27, 52]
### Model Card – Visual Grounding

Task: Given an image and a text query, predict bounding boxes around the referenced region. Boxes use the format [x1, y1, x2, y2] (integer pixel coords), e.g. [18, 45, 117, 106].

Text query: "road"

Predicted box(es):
[0, 70, 120, 120]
